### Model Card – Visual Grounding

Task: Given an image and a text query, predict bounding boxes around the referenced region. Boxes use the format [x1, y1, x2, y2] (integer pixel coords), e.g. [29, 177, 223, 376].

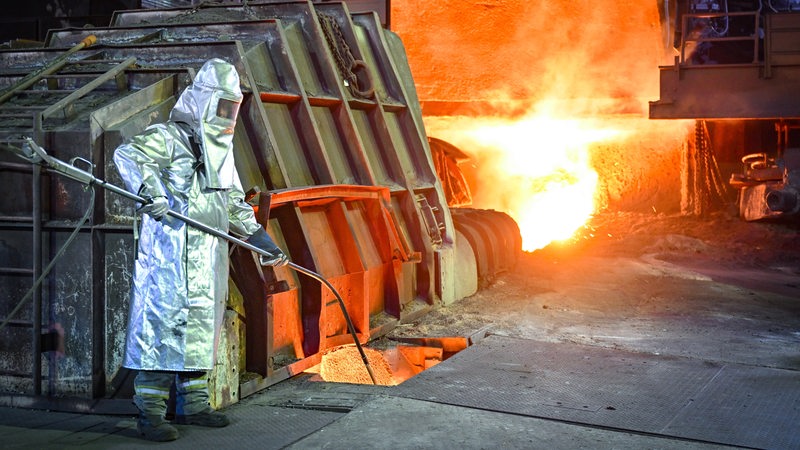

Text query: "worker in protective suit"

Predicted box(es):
[113, 58, 288, 442]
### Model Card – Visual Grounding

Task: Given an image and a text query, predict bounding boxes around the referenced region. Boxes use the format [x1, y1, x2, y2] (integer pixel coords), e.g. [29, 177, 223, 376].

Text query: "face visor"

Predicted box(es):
[207, 90, 242, 135]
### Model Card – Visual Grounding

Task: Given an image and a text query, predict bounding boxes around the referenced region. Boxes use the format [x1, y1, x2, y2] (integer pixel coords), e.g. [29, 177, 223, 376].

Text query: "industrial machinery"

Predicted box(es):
[651, 0, 800, 220]
[0, 1, 520, 413]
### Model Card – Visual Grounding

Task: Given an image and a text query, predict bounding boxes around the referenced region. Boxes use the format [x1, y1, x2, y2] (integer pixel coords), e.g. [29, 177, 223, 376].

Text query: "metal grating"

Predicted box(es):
[395, 335, 800, 449]
[663, 363, 800, 449]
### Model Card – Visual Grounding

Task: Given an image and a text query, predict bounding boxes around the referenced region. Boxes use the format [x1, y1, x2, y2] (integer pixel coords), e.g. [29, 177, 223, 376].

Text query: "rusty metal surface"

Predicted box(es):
[0, 0, 520, 410]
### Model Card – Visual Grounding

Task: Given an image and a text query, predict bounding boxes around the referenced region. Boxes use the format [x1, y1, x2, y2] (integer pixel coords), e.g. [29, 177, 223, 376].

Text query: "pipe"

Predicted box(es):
[32, 164, 42, 395]
[3, 138, 379, 385]
[766, 188, 800, 214]
[0, 35, 97, 106]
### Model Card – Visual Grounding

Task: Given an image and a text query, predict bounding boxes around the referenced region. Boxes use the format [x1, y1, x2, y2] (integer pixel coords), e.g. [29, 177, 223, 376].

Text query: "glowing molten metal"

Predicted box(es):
[428, 114, 623, 252]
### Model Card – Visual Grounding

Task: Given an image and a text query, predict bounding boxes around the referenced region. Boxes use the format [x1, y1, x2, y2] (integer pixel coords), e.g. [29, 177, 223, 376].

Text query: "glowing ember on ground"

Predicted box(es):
[307, 346, 395, 385]
[427, 114, 626, 252]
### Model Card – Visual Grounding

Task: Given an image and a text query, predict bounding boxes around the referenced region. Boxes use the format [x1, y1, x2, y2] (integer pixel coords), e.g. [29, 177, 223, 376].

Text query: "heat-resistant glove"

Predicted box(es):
[136, 196, 169, 220]
[247, 227, 289, 267]
[260, 251, 289, 267]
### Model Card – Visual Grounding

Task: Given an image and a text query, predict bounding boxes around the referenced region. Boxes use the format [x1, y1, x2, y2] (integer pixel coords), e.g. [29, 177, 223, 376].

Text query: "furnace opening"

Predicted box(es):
[304, 336, 470, 385]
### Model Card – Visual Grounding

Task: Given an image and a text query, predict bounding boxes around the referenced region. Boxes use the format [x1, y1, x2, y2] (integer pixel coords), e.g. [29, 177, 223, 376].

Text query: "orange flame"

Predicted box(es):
[396, 0, 688, 251]
[427, 114, 623, 251]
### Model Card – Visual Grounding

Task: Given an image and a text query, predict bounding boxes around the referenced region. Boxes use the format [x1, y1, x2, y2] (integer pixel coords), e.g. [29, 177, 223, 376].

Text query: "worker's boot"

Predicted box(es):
[173, 371, 230, 428]
[133, 370, 179, 441]
[136, 412, 180, 441]
[174, 407, 230, 427]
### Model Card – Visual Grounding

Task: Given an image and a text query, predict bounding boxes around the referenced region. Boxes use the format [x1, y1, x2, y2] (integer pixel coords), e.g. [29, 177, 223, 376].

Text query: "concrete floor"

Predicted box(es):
[1, 212, 798, 449]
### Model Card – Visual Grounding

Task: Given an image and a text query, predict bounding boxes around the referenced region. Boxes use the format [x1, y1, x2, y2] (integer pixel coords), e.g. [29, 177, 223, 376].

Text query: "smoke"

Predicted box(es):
[393, 1, 691, 250]
[392, 0, 668, 113]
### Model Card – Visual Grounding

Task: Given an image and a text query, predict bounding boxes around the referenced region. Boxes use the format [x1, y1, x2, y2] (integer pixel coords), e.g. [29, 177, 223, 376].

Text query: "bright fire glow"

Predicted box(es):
[395, 0, 681, 252]
[427, 114, 624, 252]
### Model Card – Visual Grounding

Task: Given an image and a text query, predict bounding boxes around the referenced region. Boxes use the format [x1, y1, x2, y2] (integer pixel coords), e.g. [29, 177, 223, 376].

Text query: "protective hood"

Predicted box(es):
[170, 58, 243, 189]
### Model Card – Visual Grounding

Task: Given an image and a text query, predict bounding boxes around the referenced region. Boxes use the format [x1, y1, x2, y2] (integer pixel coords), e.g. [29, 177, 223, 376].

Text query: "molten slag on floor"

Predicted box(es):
[305, 337, 470, 385]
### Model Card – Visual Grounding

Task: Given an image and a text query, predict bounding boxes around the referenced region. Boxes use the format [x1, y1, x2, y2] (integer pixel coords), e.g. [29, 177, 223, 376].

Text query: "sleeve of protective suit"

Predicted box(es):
[226, 169, 262, 238]
[112, 126, 174, 201]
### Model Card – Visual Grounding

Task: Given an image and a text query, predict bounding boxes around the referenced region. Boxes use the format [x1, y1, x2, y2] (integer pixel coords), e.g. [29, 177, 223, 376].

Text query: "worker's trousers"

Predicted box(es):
[133, 370, 210, 422]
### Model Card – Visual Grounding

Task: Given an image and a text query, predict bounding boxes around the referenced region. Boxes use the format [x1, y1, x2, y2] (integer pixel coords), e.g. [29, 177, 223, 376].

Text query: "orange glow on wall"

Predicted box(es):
[391, 0, 691, 251]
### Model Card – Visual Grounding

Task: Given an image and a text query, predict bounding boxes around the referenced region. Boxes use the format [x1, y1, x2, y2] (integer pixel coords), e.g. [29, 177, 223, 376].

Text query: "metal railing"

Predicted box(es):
[680, 11, 762, 65]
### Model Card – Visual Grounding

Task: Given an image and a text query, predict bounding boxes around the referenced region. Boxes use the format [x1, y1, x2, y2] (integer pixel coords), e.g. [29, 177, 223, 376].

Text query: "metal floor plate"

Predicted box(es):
[2, 404, 344, 449]
[395, 335, 800, 449]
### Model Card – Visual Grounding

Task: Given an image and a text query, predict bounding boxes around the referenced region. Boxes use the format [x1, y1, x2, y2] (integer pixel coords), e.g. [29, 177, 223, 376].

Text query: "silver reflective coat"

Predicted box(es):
[114, 59, 260, 371]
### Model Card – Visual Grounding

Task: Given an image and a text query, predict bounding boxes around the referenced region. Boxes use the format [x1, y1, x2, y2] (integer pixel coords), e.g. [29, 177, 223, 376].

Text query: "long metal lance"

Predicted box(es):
[2, 137, 378, 385]
[0, 35, 97, 106]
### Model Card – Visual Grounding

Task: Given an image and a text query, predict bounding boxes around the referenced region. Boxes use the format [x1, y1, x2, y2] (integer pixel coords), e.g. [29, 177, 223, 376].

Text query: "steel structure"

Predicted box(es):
[0, 1, 520, 413]
[651, 1, 800, 220]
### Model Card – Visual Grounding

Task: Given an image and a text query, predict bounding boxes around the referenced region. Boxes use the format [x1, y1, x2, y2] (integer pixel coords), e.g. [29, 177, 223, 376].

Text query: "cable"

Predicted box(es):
[3, 139, 379, 384]
[287, 261, 378, 384]
[0, 188, 95, 333]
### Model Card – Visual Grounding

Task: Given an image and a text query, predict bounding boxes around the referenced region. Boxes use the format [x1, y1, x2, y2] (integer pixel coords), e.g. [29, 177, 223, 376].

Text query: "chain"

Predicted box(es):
[318, 13, 374, 99]
[319, 14, 355, 87]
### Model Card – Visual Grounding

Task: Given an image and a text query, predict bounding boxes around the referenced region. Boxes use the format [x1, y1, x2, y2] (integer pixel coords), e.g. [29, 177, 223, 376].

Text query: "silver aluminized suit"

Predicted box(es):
[114, 59, 261, 373]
